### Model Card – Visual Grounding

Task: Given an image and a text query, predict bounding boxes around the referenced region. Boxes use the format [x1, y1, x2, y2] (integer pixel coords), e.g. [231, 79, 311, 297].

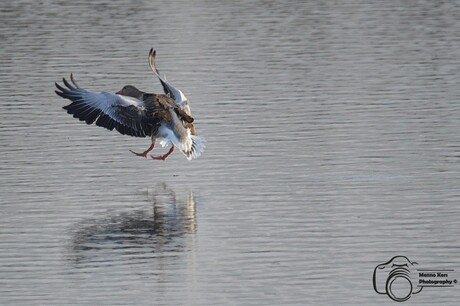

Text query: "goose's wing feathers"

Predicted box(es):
[55, 77, 156, 137]
[148, 49, 191, 114]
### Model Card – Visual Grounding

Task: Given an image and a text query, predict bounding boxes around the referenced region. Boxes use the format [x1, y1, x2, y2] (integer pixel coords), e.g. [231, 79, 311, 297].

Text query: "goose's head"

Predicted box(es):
[116, 85, 143, 99]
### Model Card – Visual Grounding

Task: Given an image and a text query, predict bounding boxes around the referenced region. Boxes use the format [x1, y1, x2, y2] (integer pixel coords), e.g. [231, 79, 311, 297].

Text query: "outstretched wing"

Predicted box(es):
[148, 49, 192, 116]
[55, 76, 155, 137]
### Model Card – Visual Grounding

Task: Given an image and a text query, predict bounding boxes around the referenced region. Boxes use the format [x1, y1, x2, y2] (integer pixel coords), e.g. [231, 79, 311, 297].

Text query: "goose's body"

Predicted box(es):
[55, 51, 205, 161]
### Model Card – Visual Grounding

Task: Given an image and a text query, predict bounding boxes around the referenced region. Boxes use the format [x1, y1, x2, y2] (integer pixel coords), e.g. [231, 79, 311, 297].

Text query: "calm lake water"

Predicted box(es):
[1, 1, 460, 305]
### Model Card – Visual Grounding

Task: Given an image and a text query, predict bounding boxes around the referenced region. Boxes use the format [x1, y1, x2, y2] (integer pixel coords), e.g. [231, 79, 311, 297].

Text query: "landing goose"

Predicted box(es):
[55, 59, 205, 161]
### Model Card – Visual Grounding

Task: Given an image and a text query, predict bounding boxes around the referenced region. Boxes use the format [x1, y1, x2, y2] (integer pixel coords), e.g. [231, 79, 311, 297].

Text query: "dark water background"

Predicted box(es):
[1, 1, 460, 305]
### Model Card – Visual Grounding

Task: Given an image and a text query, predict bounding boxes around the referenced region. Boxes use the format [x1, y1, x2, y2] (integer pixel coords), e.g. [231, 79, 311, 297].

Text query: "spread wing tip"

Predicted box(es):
[55, 75, 152, 138]
[69, 73, 81, 88]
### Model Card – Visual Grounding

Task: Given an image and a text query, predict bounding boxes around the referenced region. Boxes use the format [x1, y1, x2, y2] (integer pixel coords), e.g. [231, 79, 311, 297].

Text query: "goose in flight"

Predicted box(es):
[54, 54, 205, 161]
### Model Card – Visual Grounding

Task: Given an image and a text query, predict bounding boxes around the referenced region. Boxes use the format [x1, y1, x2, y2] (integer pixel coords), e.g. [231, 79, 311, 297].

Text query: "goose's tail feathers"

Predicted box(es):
[184, 135, 206, 160]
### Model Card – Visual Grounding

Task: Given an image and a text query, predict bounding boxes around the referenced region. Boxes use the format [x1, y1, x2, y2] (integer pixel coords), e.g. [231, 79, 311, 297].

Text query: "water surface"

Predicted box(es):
[1, 1, 460, 305]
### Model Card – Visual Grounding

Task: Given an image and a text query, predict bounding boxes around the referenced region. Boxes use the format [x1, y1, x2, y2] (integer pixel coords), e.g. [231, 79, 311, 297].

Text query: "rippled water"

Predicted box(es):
[1, 1, 460, 305]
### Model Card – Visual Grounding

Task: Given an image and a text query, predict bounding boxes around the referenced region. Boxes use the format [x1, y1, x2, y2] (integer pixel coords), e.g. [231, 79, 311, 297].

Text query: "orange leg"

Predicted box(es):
[130, 143, 155, 158]
[151, 146, 175, 161]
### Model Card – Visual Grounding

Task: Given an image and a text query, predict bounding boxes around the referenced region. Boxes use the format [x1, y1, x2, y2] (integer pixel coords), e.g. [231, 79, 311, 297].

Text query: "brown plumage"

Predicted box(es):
[117, 85, 193, 123]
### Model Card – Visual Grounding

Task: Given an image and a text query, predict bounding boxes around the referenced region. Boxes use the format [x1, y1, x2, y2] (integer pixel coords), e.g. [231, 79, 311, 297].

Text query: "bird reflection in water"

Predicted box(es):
[69, 184, 197, 266]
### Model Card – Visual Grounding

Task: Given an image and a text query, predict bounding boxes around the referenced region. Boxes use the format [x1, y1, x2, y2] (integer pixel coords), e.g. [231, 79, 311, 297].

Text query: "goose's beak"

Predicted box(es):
[116, 89, 122, 95]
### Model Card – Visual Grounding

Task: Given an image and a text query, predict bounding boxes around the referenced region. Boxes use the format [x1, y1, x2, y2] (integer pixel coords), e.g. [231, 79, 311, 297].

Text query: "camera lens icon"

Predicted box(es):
[373, 256, 422, 302]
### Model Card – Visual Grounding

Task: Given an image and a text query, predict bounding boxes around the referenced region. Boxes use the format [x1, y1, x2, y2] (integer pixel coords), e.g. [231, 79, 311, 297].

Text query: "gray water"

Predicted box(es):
[1, 1, 460, 305]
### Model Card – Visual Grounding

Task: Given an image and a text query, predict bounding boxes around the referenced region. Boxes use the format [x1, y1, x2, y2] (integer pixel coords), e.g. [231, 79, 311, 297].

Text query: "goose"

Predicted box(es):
[54, 56, 205, 161]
